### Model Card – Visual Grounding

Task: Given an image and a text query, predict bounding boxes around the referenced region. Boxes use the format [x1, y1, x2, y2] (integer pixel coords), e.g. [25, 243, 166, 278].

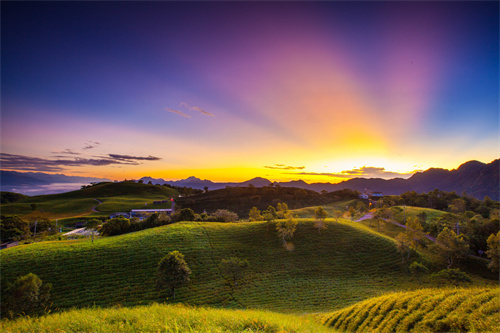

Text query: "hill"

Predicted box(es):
[321, 287, 499, 332]
[2, 219, 430, 314]
[0, 182, 178, 219]
[175, 187, 359, 216]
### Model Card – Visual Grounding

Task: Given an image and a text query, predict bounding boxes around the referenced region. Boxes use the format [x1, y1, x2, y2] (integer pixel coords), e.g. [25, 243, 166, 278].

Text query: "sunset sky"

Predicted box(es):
[2, 1, 498, 183]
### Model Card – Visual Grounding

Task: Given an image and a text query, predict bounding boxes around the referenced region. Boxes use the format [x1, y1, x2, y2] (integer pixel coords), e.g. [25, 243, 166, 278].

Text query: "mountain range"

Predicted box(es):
[1, 159, 498, 200]
[140, 159, 499, 201]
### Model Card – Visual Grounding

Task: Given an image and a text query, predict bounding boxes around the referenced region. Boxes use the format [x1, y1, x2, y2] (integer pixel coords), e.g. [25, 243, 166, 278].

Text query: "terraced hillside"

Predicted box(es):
[321, 287, 499, 332]
[2, 219, 419, 314]
[0, 182, 178, 219]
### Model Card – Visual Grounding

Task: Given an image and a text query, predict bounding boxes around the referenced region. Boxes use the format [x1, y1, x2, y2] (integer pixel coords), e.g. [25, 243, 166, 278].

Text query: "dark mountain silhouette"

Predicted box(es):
[142, 159, 499, 200]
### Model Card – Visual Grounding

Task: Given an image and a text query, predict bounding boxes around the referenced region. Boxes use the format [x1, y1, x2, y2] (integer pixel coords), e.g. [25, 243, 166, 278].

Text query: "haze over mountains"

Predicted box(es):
[1, 159, 498, 200]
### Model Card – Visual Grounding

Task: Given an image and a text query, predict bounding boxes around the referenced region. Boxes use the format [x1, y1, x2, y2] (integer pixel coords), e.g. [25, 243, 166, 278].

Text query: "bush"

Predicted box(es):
[1, 273, 52, 319]
[431, 268, 472, 283]
[210, 209, 239, 222]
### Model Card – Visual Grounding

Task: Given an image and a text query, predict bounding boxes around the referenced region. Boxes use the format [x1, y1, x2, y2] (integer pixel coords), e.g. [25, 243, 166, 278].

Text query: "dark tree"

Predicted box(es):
[220, 257, 249, 287]
[2, 273, 52, 319]
[156, 251, 191, 299]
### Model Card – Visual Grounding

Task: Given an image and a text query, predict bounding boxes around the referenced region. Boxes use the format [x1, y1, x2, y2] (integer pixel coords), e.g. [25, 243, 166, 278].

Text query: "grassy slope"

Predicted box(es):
[321, 287, 500, 333]
[0, 303, 334, 333]
[2, 219, 426, 314]
[0, 182, 177, 219]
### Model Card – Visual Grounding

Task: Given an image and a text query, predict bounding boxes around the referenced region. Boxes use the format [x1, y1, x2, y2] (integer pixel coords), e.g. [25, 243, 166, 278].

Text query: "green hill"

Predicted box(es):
[176, 187, 359, 216]
[2, 219, 425, 314]
[0, 182, 178, 219]
[321, 287, 499, 332]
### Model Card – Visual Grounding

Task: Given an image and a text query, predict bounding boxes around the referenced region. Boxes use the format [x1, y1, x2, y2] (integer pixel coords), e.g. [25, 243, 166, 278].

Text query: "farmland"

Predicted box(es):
[321, 287, 499, 332]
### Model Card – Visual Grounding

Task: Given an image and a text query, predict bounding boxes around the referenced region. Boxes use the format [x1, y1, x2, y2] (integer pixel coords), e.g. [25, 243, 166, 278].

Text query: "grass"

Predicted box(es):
[0, 182, 178, 220]
[321, 286, 500, 333]
[1, 219, 434, 315]
[0, 303, 335, 333]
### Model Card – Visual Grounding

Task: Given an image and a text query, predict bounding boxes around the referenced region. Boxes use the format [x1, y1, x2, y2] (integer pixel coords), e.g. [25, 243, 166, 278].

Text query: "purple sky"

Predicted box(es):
[1, 1, 498, 182]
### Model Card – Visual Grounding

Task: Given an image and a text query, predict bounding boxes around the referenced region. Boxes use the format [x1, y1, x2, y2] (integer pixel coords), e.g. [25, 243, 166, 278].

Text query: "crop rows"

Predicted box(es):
[2, 219, 422, 314]
[322, 287, 500, 332]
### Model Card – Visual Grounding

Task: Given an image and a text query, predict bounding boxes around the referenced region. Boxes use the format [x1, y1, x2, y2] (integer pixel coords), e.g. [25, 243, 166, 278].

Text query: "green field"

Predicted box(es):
[0, 182, 178, 220]
[321, 287, 499, 332]
[2, 219, 428, 313]
[1, 217, 498, 332]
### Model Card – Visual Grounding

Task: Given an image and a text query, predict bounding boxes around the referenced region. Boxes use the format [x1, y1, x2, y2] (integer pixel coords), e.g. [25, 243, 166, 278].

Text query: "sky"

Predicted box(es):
[1, 1, 498, 183]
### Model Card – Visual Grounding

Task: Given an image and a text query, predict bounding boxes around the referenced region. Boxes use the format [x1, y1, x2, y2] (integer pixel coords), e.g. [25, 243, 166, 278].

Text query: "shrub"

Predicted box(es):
[210, 209, 239, 222]
[1, 273, 52, 319]
[431, 268, 472, 283]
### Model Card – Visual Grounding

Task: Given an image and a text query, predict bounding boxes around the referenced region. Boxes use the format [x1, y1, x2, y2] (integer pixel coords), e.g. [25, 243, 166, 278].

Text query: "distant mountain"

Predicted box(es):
[141, 159, 499, 200]
[0, 171, 110, 196]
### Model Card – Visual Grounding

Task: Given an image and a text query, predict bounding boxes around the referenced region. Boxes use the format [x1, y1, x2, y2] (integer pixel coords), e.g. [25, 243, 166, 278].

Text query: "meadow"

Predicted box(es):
[1, 219, 432, 314]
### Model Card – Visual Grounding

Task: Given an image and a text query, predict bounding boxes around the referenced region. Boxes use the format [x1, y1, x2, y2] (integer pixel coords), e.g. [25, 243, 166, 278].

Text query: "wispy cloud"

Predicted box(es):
[165, 108, 191, 118]
[264, 164, 305, 170]
[179, 102, 215, 117]
[51, 149, 81, 155]
[286, 166, 417, 180]
[0, 153, 162, 173]
[108, 154, 162, 161]
[83, 141, 101, 150]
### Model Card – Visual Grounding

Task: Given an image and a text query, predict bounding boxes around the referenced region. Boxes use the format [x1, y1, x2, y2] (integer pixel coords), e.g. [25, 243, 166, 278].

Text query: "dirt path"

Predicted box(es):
[91, 199, 102, 212]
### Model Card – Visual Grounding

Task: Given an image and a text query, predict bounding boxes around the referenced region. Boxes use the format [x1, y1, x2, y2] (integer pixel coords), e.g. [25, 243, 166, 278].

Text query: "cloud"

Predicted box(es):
[83, 141, 101, 150]
[165, 108, 191, 118]
[286, 172, 352, 178]
[286, 166, 417, 180]
[179, 102, 214, 117]
[264, 164, 305, 170]
[51, 149, 81, 155]
[340, 166, 415, 179]
[0, 152, 162, 173]
[108, 154, 162, 161]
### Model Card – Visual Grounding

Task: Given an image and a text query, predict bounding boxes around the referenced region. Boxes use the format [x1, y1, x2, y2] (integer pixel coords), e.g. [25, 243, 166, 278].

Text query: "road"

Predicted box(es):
[91, 198, 102, 212]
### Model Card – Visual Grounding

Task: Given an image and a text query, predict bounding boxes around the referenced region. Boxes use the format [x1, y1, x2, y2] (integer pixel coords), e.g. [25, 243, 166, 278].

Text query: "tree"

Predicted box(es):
[486, 231, 499, 273]
[85, 219, 100, 243]
[248, 207, 263, 221]
[0, 215, 30, 242]
[276, 202, 289, 219]
[156, 251, 191, 299]
[220, 257, 249, 287]
[2, 273, 52, 318]
[314, 206, 328, 234]
[332, 210, 343, 222]
[409, 261, 429, 284]
[276, 211, 298, 248]
[178, 208, 196, 221]
[211, 209, 238, 222]
[262, 206, 277, 231]
[433, 227, 469, 269]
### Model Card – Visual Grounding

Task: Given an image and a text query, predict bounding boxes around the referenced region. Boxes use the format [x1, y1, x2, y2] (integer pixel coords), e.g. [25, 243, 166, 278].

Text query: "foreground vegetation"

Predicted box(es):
[2, 219, 433, 314]
[321, 287, 499, 333]
[0, 303, 334, 333]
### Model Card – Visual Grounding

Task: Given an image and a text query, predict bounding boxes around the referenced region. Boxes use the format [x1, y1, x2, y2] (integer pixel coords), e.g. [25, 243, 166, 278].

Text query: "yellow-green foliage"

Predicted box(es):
[321, 287, 500, 333]
[1, 219, 417, 314]
[0, 303, 334, 333]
